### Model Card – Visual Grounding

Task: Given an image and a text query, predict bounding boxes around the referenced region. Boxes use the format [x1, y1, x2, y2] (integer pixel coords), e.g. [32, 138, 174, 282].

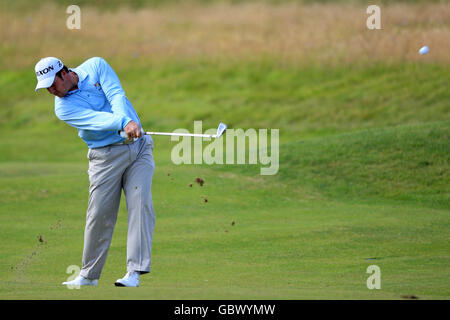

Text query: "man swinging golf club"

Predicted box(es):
[35, 56, 155, 287]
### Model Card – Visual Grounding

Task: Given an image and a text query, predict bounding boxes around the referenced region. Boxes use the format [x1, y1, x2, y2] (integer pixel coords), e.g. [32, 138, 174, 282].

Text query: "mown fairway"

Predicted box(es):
[0, 1, 449, 299]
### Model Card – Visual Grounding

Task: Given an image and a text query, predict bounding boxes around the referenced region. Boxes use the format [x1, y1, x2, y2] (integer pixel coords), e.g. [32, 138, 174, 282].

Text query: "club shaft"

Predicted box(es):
[144, 132, 215, 138]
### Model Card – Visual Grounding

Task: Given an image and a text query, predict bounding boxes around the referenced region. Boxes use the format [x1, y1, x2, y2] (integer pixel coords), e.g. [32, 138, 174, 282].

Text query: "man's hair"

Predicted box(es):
[55, 65, 69, 79]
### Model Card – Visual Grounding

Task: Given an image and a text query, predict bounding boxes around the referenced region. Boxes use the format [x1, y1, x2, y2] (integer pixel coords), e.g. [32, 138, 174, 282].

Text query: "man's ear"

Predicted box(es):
[59, 69, 68, 80]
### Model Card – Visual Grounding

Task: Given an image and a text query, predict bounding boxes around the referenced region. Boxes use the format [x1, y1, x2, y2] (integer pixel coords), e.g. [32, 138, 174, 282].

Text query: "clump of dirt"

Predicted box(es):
[401, 295, 419, 299]
[194, 178, 204, 186]
[202, 197, 208, 203]
[231, 221, 235, 226]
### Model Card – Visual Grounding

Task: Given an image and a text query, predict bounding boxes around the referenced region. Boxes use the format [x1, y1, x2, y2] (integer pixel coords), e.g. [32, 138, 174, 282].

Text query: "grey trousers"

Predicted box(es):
[79, 135, 155, 280]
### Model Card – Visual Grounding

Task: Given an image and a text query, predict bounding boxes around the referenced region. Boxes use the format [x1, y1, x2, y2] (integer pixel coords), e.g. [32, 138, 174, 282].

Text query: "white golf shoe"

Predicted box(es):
[115, 271, 140, 287]
[62, 275, 98, 287]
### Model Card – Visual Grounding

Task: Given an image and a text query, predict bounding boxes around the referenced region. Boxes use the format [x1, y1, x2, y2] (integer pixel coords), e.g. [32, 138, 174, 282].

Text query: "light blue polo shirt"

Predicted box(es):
[55, 57, 142, 149]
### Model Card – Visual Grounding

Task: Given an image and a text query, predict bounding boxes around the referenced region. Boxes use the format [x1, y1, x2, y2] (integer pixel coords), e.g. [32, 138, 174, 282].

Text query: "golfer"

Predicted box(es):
[35, 56, 156, 287]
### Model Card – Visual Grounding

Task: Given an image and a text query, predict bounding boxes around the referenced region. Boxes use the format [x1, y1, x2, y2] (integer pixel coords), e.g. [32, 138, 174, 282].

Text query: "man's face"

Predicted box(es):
[47, 71, 71, 98]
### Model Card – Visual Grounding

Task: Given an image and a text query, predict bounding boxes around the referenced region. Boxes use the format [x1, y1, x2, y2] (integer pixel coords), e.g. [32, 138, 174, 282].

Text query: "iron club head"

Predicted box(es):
[215, 123, 227, 138]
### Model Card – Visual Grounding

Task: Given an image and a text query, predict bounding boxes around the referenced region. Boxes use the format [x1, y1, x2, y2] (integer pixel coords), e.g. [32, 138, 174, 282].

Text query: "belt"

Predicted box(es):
[111, 138, 138, 146]
[110, 134, 145, 146]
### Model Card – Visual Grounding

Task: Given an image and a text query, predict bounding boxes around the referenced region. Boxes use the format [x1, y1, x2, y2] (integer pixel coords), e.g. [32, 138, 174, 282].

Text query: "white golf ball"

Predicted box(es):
[419, 46, 429, 55]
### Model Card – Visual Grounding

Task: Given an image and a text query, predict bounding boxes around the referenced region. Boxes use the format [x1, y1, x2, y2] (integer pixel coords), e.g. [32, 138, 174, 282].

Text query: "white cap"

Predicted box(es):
[34, 57, 64, 92]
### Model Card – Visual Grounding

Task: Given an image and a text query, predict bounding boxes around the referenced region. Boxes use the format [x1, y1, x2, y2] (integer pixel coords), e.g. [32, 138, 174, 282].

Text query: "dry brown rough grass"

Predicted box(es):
[1, 2, 449, 69]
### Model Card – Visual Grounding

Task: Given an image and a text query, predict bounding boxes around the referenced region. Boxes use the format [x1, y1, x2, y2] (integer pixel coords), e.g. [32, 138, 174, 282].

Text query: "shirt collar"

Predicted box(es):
[66, 67, 88, 95]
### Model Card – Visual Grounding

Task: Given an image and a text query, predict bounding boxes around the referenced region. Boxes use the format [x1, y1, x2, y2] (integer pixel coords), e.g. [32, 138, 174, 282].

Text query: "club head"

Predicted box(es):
[215, 123, 227, 138]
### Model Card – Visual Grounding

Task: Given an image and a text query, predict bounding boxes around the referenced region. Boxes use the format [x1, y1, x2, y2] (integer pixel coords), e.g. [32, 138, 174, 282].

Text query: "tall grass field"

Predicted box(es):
[0, 0, 449, 299]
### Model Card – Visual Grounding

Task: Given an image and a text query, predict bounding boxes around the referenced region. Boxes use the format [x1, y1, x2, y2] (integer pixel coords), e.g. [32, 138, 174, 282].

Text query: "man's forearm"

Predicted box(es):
[56, 108, 131, 132]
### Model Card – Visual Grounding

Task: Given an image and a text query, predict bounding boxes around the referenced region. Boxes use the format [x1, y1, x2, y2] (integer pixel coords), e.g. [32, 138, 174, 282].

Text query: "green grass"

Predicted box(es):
[1, 61, 449, 161]
[0, 163, 448, 299]
[0, 58, 449, 299]
[0, 147, 448, 299]
[229, 120, 449, 209]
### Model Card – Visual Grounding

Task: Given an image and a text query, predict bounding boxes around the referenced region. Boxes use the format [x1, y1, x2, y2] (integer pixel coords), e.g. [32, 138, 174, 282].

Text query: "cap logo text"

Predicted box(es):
[36, 65, 54, 76]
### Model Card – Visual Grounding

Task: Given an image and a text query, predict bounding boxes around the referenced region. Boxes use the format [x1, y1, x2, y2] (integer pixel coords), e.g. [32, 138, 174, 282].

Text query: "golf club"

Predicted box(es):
[119, 122, 227, 139]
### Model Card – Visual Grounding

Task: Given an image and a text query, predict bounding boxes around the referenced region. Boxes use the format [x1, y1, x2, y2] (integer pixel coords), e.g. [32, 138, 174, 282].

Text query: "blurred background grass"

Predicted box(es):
[2, 0, 450, 69]
[3, 0, 448, 10]
[0, 0, 449, 299]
